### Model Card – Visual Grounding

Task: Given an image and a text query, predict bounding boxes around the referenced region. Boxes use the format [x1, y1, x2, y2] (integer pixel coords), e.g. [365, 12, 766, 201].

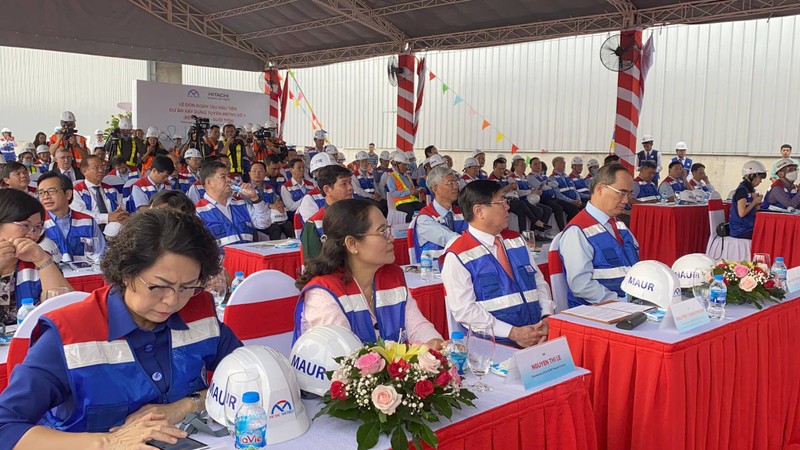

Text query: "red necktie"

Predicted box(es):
[608, 219, 623, 245]
[494, 236, 515, 279]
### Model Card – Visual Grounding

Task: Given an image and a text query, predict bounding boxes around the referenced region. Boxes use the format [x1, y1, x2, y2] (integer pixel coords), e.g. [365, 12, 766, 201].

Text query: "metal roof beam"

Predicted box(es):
[128, 0, 272, 65]
[241, 0, 468, 40]
[205, 0, 297, 20]
[607, 0, 637, 27]
[268, 0, 800, 68]
[311, 0, 407, 41]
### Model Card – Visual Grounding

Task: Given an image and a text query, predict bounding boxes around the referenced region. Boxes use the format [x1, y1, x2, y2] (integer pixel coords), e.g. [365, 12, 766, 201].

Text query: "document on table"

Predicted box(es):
[561, 301, 654, 324]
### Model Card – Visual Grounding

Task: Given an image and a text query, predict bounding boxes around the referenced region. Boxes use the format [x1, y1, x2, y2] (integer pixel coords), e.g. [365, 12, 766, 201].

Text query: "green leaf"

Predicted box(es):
[420, 422, 439, 448]
[412, 436, 423, 450]
[391, 426, 409, 450]
[357, 421, 381, 450]
[431, 398, 452, 418]
[378, 411, 388, 423]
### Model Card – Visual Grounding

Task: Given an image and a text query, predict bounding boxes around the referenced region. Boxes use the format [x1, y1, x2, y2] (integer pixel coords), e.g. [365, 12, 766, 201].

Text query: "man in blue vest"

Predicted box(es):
[71, 155, 128, 237]
[441, 180, 554, 348]
[129, 156, 173, 211]
[549, 156, 585, 209]
[37, 172, 106, 263]
[412, 166, 467, 262]
[558, 164, 640, 307]
[635, 134, 662, 182]
[658, 161, 689, 202]
[301, 164, 354, 260]
[631, 161, 661, 204]
[568, 157, 591, 201]
[762, 158, 800, 210]
[671, 141, 692, 178]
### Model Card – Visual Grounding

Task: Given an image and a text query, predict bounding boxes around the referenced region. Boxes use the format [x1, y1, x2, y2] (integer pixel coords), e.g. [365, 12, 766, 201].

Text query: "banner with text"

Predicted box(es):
[132, 80, 268, 145]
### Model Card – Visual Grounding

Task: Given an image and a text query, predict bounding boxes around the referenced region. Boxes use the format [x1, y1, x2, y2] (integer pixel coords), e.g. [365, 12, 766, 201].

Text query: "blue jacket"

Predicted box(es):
[730, 182, 757, 238]
[43, 210, 99, 263]
[195, 198, 254, 247]
[412, 203, 467, 262]
[634, 177, 660, 202]
[549, 172, 580, 200]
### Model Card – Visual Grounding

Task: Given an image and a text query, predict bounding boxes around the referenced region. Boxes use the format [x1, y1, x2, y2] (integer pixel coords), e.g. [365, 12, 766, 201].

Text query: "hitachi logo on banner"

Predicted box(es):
[208, 92, 230, 100]
[626, 277, 655, 292]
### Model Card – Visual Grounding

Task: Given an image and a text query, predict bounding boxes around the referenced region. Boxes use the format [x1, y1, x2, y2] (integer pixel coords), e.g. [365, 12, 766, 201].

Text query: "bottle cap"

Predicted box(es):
[450, 331, 464, 340]
[776, 257, 784, 262]
[20, 298, 34, 305]
[235, 272, 245, 277]
[242, 391, 260, 403]
[714, 275, 724, 281]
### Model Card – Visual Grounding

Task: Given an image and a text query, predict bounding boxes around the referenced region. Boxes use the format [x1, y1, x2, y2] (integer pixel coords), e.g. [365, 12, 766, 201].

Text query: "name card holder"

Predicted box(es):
[505, 336, 577, 390]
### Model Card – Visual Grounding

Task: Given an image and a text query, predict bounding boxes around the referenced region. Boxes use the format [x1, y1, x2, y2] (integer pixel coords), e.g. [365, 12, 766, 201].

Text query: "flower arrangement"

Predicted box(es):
[710, 260, 785, 309]
[316, 339, 477, 450]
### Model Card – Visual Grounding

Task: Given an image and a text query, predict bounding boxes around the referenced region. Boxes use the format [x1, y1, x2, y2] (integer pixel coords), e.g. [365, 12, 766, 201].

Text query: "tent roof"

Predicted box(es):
[3, 0, 799, 70]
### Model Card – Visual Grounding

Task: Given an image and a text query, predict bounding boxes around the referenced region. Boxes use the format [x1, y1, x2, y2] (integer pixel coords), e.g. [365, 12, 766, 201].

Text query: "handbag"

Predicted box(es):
[716, 222, 730, 238]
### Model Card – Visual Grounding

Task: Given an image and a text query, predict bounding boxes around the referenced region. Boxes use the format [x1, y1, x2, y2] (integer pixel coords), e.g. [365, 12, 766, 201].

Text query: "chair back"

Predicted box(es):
[293, 213, 303, 239]
[406, 227, 417, 264]
[223, 270, 299, 340]
[7, 291, 90, 382]
[122, 178, 139, 212]
[547, 232, 569, 312]
[102, 174, 124, 189]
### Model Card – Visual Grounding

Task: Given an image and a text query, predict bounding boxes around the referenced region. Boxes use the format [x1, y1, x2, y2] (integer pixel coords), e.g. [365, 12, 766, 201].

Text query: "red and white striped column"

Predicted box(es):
[396, 53, 416, 154]
[411, 57, 426, 146]
[278, 74, 289, 139]
[265, 69, 281, 127]
[614, 29, 643, 173]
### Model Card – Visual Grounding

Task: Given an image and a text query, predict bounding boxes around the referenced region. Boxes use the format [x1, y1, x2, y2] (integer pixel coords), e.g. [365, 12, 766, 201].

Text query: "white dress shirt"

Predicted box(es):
[441, 225, 554, 339]
[415, 199, 460, 248]
[70, 180, 123, 237]
[296, 193, 321, 224]
[130, 176, 165, 209]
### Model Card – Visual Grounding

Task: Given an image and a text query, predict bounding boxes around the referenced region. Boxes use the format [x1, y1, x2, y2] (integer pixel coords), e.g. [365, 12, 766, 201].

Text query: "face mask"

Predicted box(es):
[591, 168, 599, 176]
[409, 162, 417, 171]
[787, 171, 798, 182]
[22, 161, 32, 167]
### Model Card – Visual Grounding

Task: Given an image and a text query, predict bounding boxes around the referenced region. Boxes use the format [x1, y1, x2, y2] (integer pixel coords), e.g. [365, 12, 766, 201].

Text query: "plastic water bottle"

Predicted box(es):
[708, 275, 727, 320]
[771, 257, 787, 291]
[446, 331, 468, 375]
[235, 391, 267, 450]
[420, 250, 433, 281]
[16, 298, 35, 325]
[231, 272, 245, 294]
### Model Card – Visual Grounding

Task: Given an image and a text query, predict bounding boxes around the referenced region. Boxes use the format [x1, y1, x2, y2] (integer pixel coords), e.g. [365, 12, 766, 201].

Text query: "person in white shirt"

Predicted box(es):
[441, 180, 554, 348]
[280, 158, 313, 214]
[70, 156, 128, 237]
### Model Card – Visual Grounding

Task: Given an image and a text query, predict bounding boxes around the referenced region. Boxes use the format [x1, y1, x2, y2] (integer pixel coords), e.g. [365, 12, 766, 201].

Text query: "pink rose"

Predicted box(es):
[354, 352, 385, 376]
[331, 366, 348, 383]
[448, 366, 462, 387]
[739, 275, 757, 292]
[371, 385, 403, 415]
[417, 351, 442, 374]
[733, 264, 749, 278]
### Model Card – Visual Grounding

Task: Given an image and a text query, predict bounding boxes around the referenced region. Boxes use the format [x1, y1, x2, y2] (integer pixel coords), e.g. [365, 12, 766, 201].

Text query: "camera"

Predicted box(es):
[191, 115, 211, 134]
[60, 126, 78, 140]
[253, 127, 274, 140]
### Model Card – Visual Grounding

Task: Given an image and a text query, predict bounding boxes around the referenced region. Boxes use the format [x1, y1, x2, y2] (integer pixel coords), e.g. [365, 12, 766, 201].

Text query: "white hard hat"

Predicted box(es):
[463, 157, 480, 169]
[775, 158, 797, 173]
[472, 149, 485, 157]
[145, 127, 159, 139]
[677, 190, 698, 204]
[675, 141, 688, 150]
[337, 153, 346, 163]
[243, 122, 254, 132]
[742, 160, 767, 176]
[641, 134, 654, 143]
[94, 129, 104, 135]
[36, 144, 50, 155]
[571, 156, 584, 165]
[0, 154, 6, 164]
[355, 151, 369, 161]
[379, 150, 391, 161]
[172, 134, 181, 140]
[587, 158, 600, 168]
[290, 325, 363, 396]
[671, 253, 716, 289]
[1, 128, 11, 133]
[310, 152, 335, 173]
[184, 148, 202, 159]
[495, 153, 506, 161]
[15, 143, 35, 157]
[313, 130, 326, 140]
[392, 152, 410, 164]
[265, 120, 277, 129]
[118, 118, 132, 130]
[206, 346, 310, 445]
[621, 260, 682, 310]
[426, 154, 446, 168]
[323, 144, 338, 156]
[60, 111, 76, 122]
[511, 154, 525, 162]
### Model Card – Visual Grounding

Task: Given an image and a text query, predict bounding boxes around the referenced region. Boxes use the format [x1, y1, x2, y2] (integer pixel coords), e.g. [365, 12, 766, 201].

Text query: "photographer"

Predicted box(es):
[48, 111, 88, 164]
[105, 117, 144, 169]
[219, 123, 252, 179]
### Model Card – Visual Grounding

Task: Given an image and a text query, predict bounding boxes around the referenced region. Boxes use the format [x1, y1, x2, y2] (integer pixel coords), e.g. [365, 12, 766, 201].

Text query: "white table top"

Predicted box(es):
[552, 291, 800, 345]
[62, 266, 103, 279]
[634, 202, 707, 209]
[225, 240, 302, 257]
[194, 336, 590, 449]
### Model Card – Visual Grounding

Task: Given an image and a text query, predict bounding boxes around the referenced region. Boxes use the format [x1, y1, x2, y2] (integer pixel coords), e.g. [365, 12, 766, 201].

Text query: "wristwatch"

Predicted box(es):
[189, 391, 205, 414]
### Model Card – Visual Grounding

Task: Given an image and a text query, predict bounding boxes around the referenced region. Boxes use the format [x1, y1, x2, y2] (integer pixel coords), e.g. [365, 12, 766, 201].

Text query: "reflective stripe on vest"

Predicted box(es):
[43, 211, 97, 263]
[390, 172, 419, 206]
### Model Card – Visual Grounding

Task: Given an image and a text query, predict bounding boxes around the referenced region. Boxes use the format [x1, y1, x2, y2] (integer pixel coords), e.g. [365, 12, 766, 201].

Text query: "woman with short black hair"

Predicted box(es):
[0, 209, 242, 448]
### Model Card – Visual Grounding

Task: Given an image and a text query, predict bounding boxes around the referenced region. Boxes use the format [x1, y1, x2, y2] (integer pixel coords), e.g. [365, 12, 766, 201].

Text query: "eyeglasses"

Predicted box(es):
[481, 198, 511, 206]
[357, 225, 393, 240]
[441, 180, 459, 187]
[11, 222, 44, 237]
[137, 276, 204, 299]
[36, 187, 63, 198]
[604, 184, 635, 200]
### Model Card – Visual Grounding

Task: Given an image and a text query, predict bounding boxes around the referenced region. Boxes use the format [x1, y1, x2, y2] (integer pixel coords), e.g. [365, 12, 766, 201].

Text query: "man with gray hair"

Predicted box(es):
[411, 165, 467, 262]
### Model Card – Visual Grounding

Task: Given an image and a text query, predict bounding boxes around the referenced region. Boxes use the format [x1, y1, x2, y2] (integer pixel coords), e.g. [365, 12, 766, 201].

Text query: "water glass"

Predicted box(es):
[205, 273, 228, 308]
[521, 230, 536, 249]
[466, 323, 495, 392]
[224, 371, 261, 436]
[753, 253, 771, 272]
[45, 287, 70, 300]
[692, 269, 710, 308]
[81, 237, 102, 268]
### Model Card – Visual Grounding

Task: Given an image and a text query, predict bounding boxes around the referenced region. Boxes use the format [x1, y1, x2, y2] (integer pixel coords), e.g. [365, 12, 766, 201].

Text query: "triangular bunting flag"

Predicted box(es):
[496, 132, 504, 143]
[294, 100, 300, 107]
[442, 84, 449, 94]
[312, 112, 317, 121]
[288, 70, 295, 76]
[429, 72, 436, 80]
[288, 91, 294, 100]
[511, 144, 519, 154]
[298, 92, 304, 101]
[468, 108, 477, 117]
[454, 96, 462, 106]
[481, 120, 490, 130]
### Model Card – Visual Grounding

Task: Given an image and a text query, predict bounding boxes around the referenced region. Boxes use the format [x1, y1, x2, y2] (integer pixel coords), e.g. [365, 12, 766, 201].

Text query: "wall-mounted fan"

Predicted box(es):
[258, 70, 280, 94]
[387, 56, 405, 86]
[599, 34, 641, 72]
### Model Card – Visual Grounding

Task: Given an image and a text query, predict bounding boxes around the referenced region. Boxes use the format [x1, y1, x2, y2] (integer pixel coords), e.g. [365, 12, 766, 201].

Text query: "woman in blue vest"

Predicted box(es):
[0, 209, 242, 448]
[293, 199, 443, 349]
[730, 161, 766, 239]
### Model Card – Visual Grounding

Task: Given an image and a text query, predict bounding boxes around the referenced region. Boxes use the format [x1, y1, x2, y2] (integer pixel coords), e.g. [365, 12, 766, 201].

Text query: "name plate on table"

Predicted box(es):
[668, 298, 710, 333]
[786, 266, 800, 294]
[506, 336, 576, 390]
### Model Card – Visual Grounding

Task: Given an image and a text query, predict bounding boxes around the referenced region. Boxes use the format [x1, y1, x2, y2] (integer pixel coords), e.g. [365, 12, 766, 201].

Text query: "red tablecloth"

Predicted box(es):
[223, 246, 302, 278]
[629, 204, 709, 266]
[423, 373, 597, 450]
[752, 212, 800, 269]
[66, 273, 106, 292]
[548, 299, 800, 450]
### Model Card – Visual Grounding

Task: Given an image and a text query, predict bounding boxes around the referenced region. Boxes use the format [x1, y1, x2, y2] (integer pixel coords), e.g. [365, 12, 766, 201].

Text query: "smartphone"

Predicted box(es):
[146, 437, 208, 450]
[71, 261, 92, 269]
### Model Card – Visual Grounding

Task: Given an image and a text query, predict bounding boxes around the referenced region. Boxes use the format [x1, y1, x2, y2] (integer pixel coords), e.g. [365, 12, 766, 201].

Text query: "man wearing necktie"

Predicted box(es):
[54, 147, 84, 182]
[558, 164, 641, 307]
[441, 180, 554, 348]
[412, 166, 467, 262]
[70, 156, 128, 237]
